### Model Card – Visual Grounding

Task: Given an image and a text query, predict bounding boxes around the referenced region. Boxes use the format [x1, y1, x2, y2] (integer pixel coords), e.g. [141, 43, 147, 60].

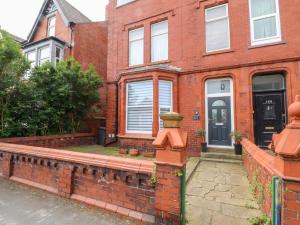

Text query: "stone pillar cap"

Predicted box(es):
[160, 112, 184, 128]
[289, 95, 300, 120]
[273, 95, 300, 159]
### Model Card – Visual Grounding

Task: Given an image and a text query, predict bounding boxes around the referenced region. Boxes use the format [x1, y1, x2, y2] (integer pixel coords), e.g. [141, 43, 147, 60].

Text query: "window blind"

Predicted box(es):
[129, 27, 144, 66]
[127, 80, 153, 132]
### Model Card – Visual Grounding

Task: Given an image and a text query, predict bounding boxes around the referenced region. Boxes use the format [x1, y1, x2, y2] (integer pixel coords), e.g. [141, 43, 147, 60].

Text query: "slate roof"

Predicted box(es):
[56, 0, 91, 24]
[26, 0, 91, 41]
[0, 29, 25, 43]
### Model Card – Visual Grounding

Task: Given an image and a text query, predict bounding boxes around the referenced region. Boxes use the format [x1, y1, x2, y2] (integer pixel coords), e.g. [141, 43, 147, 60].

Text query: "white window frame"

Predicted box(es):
[55, 46, 63, 65]
[126, 80, 153, 134]
[129, 27, 144, 66]
[117, 0, 135, 7]
[205, 78, 235, 149]
[38, 45, 50, 66]
[249, 0, 281, 46]
[159, 80, 173, 129]
[205, 4, 230, 53]
[26, 50, 37, 69]
[151, 20, 169, 62]
[47, 16, 56, 37]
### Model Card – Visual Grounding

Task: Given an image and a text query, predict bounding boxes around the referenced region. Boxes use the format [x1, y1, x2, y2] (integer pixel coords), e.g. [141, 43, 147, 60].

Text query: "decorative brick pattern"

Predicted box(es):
[0, 133, 96, 149]
[0, 142, 155, 223]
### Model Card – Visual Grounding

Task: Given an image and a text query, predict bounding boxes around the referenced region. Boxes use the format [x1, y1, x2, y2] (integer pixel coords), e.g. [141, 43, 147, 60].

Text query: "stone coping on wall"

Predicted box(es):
[241, 139, 276, 175]
[0, 142, 154, 174]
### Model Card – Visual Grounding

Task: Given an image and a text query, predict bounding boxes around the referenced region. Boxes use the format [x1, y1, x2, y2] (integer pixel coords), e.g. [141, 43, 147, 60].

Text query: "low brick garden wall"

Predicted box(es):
[0, 133, 96, 149]
[242, 139, 276, 216]
[0, 142, 155, 223]
[242, 139, 300, 225]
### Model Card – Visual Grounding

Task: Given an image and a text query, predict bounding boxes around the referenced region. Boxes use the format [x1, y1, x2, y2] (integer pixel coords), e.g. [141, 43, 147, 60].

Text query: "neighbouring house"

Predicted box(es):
[105, 0, 300, 155]
[0, 29, 25, 44]
[22, 0, 108, 132]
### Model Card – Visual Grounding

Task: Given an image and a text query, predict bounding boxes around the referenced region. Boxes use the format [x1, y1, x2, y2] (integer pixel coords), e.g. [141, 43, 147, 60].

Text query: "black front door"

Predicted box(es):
[208, 97, 232, 146]
[253, 92, 286, 148]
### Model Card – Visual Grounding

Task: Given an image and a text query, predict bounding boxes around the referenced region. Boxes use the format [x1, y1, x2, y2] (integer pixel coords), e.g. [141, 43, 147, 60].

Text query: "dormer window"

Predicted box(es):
[47, 16, 56, 37]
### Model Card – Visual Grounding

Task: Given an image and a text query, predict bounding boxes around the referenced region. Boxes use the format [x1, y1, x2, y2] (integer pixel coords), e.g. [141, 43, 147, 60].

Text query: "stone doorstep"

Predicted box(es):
[200, 158, 243, 164]
[201, 152, 242, 161]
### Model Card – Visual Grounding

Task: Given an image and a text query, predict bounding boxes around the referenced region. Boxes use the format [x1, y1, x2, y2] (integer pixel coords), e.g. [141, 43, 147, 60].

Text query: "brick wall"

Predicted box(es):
[242, 139, 275, 216]
[0, 133, 96, 149]
[242, 138, 300, 225]
[282, 181, 300, 224]
[105, 0, 300, 155]
[0, 143, 156, 223]
[73, 22, 108, 121]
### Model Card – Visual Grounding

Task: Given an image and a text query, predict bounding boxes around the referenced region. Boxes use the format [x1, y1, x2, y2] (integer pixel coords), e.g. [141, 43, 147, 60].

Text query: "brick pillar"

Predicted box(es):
[153, 112, 187, 225]
[58, 164, 74, 198]
[272, 95, 300, 225]
[2, 152, 13, 178]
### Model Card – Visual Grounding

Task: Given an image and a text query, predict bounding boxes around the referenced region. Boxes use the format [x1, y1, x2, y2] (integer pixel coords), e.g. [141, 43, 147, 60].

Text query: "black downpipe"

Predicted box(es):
[105, 82, 118, 146]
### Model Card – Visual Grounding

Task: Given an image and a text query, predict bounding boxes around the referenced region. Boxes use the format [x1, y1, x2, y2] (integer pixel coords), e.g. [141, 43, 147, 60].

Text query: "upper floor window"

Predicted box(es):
[38, 46, 50, 65]
[205, 4, 230, 52]
[249, 0, 281, 46]
[117, 0, 135, 6]
[129, 27, 144, 66]
[151, 20, 168, 62]
[47, 16, 56, 37]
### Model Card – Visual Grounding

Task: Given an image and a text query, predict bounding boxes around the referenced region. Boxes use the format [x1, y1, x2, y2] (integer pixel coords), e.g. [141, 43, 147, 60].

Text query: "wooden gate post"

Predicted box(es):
[153, 112, 188, 225]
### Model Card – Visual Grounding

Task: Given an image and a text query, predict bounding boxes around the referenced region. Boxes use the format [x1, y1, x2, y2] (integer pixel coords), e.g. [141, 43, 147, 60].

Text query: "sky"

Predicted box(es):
[0, 0, 109, 40]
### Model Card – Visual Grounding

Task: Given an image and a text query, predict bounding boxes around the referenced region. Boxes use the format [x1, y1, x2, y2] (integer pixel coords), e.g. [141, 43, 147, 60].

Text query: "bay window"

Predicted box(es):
[159, 80, 172, 129]
[127, 80, 153, 133]
[129, 27, 144, 66]
[38, 46, 50, 65]
[151, 20, 168, 62]
[126, 79, 173, 134]
[205, 4, 230, 52]
[249, 0, 281, 45]
[26, 50, 36, 69]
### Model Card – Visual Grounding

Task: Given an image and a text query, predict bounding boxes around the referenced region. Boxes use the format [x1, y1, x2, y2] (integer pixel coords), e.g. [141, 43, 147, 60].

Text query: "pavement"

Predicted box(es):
[186, 161, 262, 225]
[0, 177, 138, 225]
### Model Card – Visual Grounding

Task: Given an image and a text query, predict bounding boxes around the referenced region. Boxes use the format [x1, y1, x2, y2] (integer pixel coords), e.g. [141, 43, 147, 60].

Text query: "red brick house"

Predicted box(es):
[105, 0, 300, 155]
[22, 0, 108, 131]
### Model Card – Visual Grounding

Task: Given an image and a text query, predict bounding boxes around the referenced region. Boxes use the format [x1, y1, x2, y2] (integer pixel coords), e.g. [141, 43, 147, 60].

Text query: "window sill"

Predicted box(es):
[118, 133, 155, 140]
[248, 41, 287, 49]
[203, 49, 234, 57]
[149, 60, 171, 65]
[126, 63, 146, 70]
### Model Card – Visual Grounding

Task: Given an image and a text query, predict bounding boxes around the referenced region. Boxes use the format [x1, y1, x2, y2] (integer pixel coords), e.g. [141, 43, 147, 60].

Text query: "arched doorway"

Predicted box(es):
[252, 74, 287, 148]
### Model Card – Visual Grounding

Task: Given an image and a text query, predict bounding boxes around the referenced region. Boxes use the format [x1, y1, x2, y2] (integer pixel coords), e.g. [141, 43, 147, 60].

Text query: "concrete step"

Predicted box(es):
[201, 152, 242, 161]
[207, 147, 235, 154]
[200, 158, 243, 164]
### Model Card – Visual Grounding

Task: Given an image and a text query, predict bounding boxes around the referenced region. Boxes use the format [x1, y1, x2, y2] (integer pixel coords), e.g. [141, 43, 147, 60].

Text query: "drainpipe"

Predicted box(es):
[104, 82, 118, 146]
[69, 22, 75, 57]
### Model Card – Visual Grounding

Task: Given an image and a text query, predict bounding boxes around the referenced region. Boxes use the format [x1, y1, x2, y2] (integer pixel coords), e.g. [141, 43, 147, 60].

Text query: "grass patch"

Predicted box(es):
[64, 145, 153, 161]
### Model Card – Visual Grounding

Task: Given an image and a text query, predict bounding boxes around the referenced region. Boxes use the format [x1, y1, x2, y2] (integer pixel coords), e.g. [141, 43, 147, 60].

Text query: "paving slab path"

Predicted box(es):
[0, 177, 138, 225]
[186, 161, 262, 225]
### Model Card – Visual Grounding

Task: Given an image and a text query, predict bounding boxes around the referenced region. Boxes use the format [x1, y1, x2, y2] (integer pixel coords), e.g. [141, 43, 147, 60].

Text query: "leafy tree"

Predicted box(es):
[0, 31, 29, 136]
[14, 58, 103, 135]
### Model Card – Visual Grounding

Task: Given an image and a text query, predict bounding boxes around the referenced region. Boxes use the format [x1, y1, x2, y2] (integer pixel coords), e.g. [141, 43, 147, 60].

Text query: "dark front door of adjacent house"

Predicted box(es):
[253, 92, 286, 148]
[208, 97, 232, 146]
